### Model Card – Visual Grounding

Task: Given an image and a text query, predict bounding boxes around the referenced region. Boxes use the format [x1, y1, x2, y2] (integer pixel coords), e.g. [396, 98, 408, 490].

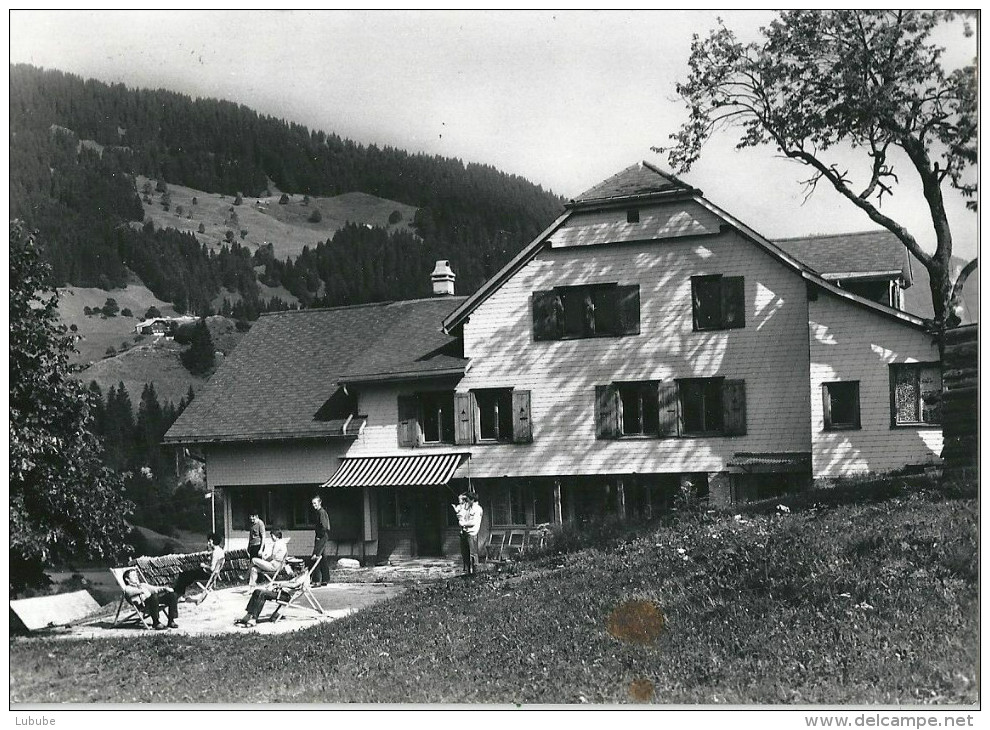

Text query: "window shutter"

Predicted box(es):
[721, 277, 745, 329]
[511, 389, 533, 443]
[595, 384, 620, 439]
[722, 379, 747, 435]
[532, 290, 561, 341]
[397, 395, 420, 447]
[454, 392, 475, 445]
[615, 285, 641, 335]
[657, 381, 679, 437]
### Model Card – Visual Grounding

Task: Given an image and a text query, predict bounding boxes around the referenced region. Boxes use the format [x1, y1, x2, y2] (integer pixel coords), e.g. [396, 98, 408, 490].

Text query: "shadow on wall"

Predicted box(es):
[462, 236, 810, 476]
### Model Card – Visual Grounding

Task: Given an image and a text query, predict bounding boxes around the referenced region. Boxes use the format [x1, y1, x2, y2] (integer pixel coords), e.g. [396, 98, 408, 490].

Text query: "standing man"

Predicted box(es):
[310, 495, 332, 587]
[247, 511, 266, 562]
[454, 491, 484, 576]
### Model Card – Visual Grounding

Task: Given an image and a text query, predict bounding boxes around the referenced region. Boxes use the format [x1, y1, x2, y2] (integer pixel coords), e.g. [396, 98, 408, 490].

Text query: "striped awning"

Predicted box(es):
[322, 453, 468, 488]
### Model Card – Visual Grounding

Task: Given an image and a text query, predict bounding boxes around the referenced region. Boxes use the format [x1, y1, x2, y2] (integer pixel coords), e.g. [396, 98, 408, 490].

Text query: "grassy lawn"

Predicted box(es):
[10, 488, 977, 705]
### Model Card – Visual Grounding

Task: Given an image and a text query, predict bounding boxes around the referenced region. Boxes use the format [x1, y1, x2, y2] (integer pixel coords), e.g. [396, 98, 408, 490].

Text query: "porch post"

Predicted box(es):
[617, 479, 626, 519]
[552, 479, 563, 524]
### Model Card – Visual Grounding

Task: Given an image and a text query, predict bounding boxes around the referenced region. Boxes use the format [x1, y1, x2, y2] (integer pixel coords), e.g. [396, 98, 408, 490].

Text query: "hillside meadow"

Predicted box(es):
[9, 484, 977, 705]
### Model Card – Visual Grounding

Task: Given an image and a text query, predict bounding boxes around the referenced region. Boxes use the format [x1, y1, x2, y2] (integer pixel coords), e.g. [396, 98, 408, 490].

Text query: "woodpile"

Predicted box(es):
[134, 549, 251, 587]
[941, 324, 978, 471]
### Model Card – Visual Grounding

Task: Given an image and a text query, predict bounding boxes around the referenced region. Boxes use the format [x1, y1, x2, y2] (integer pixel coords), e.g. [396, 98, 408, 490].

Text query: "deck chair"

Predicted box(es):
[110, 566, 156, 630]
[192, 558, 225, 605]
[268, 557, 325, 621]
[504, 530, 527, 559]
[486, 531, 507, 562]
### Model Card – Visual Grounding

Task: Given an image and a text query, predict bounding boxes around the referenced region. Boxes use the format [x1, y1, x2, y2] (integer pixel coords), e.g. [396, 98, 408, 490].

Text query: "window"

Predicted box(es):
[626, 209, 640, 223]
[533, 284, 640, 340]
[596, 378, 746, 439]
[397, 391, 455, 446]
[378, 488, 413, 528]
[453, 389, 532, 445]
[490, 483, 528, 526]
[679, 378, 724, 434]
[823, 381, 861, 430]
[691, 275, 745, 331]
[890, 363, 941, 426]
[475, 388, 514, 442]
[619, 382, 660, 436]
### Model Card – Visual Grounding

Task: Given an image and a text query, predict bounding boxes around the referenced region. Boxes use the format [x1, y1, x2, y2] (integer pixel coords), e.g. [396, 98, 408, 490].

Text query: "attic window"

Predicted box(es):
[626, 209, 640, 224]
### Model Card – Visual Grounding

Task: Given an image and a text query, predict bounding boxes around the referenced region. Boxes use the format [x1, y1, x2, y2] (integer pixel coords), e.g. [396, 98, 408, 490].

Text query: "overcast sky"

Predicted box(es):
[9, 9, 979, 262]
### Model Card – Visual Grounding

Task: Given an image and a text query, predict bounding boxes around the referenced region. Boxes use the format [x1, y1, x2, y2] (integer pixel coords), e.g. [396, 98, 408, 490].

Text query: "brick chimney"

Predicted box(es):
[431, 260, 456, 296]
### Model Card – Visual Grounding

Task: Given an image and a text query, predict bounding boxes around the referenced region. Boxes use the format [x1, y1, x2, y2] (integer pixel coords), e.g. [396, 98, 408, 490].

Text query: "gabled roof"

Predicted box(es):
[443, 161, 929, 334]
[569, 161, 700, 207]
[164, 297, 467, 444]
[774, 230, 913, 286]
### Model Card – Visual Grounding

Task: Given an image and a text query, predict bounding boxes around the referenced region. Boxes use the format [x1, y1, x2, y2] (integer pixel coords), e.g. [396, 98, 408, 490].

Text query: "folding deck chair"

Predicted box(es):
[267, 556, 325, 621]
[486, 530, 507, 563]
[192, 558, 225, 605]
[110, 566, 157, 630]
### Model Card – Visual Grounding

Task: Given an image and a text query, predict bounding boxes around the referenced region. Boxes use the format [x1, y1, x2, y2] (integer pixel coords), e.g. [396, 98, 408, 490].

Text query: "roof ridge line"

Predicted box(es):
[259, 295, 468, 317]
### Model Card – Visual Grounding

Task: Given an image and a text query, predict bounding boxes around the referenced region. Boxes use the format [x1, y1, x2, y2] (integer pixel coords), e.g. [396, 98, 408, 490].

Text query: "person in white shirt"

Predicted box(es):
[453, 491, 483, 576]
[249, 528, 289, 587]
[173, 532, 225, 602]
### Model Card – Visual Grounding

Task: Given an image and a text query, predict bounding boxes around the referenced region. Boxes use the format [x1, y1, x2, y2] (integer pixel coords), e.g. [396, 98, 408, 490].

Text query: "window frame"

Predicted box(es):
[889, 362, 942, 427]
[822, 381, 862, 431]
[418, 390, 456, 445]
[690, 274, 745, 332]
[474, 388, 514, 443]
[678, 377, 725, 436]
[617, 381, 660, 437]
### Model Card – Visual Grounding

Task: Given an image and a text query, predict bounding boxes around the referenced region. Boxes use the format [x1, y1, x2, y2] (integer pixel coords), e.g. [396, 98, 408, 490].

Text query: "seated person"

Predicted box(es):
[122, 568, 179, 630]
[235, 564, 309, 628]
[248, 528, 289, 587]
[173, 532, 225, 602]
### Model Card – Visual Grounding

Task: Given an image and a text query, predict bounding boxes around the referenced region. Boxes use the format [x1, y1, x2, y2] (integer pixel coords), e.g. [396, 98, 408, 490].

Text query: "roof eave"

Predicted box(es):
[338, 366, 468, 385]
[803, 273, 930, 329]
[162, 432, 362, 446]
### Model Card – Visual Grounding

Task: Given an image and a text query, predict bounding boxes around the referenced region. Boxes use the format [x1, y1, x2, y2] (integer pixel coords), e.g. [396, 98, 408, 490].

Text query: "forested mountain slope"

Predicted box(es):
[10, 64, 565, 312]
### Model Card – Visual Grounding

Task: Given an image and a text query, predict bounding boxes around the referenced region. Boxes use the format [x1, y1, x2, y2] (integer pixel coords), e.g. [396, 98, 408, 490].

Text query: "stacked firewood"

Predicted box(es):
[941, 324, 978, 472]
[134, 549, 252, 587]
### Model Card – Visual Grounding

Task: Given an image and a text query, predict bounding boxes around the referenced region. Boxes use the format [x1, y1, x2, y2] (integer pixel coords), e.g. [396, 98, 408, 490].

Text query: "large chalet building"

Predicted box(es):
[164, 163, 943, 562]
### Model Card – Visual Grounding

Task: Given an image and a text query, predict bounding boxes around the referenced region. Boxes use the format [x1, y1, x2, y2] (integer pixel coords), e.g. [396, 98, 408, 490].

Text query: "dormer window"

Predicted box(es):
[626, 209, 640, 223]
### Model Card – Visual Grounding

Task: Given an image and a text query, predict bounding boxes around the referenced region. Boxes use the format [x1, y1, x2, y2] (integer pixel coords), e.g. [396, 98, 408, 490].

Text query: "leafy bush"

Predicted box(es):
[198, 222, 206, 233]
[143, 306, 162, 319]
[308, 208, 322, 223]
[388, 210, 402, 224]
[234, 193, 243, 205]
[120, 307, 133, 317]
[102, 297, 119, 317]
[279, 193, 290, 204]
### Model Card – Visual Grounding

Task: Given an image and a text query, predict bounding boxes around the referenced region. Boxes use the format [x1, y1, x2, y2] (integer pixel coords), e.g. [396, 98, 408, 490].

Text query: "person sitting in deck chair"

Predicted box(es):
[234, 564, 309, 628]
[122, 568, 179, 630]
[173, 532, 225, 602]
[248, 528, 289, 588]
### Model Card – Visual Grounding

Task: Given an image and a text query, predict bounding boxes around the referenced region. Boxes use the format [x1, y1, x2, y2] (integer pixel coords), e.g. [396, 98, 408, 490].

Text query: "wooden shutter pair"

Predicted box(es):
[595, 380, 746, 438]
[533, 285, 640, 339]
[453, 391, 533, 444]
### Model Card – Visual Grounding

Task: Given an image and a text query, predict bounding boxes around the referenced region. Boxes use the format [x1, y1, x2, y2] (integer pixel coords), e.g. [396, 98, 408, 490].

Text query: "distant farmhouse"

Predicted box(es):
[165, 163, 944, 564]
[134, 315, 197, 336]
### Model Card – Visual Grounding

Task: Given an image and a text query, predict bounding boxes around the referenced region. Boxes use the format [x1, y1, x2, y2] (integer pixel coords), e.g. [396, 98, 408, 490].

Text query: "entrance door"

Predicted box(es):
[414, 487, 445, 556]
